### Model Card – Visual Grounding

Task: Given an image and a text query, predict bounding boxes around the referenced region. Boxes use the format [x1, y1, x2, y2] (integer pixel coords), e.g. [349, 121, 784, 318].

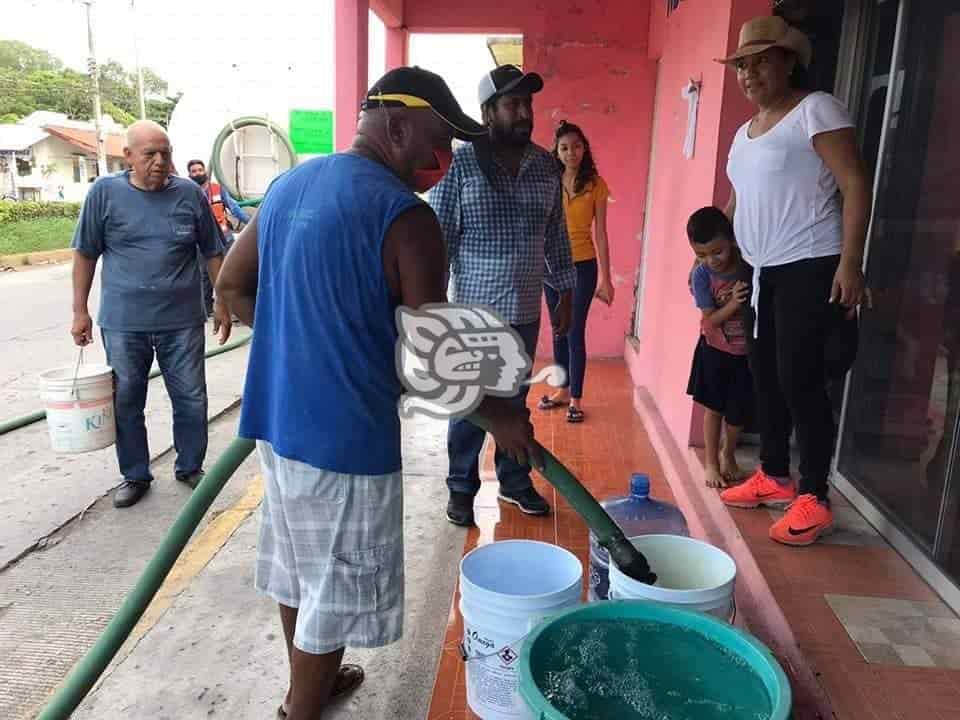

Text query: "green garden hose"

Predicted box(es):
[37, 437, 257, 720]
[209, 117, 297, 201]
[466, 414, 656, 585]
[32, 406, 653, 719]
[0, 409, 46, 436]
[0, 333, 252, 437]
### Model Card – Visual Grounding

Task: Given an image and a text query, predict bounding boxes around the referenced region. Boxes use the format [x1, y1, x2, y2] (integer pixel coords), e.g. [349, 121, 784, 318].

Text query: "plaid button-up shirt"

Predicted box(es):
[428, 143, 576, 326]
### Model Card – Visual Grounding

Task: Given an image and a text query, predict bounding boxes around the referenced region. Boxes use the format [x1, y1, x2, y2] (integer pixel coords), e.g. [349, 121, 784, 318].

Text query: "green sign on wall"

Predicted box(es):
[289, 109, 334, 155]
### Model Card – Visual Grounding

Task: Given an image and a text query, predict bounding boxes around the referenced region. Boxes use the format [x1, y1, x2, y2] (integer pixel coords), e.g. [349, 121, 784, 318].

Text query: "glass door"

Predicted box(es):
[838, 0, 960, 573]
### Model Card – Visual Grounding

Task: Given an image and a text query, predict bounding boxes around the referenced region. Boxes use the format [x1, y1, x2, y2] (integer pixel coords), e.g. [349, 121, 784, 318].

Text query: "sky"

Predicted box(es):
[2, 0, 498, 177]
[2, 0, 496, 119]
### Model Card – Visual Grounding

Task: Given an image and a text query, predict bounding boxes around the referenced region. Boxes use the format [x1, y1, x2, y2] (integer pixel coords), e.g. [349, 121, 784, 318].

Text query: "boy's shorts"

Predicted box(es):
[254, 441, 404, 655]
[687, 336, 755, 427]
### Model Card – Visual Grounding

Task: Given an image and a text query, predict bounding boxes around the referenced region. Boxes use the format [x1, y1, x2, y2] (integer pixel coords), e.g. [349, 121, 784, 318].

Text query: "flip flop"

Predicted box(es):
[538, 396, 565, 410]
[277, 665, 365, 717]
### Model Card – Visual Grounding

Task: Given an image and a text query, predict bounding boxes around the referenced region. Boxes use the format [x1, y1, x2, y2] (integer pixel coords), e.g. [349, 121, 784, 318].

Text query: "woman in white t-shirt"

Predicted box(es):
[716, 16, 872, 547]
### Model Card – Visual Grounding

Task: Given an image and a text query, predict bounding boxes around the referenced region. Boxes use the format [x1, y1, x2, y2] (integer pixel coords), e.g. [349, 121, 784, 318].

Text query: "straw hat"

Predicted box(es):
[716, 16, 813, 69]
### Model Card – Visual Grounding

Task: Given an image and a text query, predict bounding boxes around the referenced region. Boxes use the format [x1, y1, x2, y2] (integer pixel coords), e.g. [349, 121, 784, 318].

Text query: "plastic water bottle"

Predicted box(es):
[588, 473, 689, 601]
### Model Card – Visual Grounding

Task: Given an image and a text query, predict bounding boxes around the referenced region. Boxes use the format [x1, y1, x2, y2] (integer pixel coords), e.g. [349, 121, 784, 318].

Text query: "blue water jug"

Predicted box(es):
[588, 473, 689, 601]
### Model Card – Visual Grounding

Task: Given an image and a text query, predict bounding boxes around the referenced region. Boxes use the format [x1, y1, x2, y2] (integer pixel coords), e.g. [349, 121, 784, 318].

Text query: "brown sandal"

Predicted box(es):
[277, 665, 366, 717]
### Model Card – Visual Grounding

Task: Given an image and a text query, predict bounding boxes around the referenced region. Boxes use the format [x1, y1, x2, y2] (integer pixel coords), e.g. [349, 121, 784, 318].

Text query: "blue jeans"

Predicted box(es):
[101, 326, 208, 483]
[544, 259, 598, 399]
[446, 320, 540, 497]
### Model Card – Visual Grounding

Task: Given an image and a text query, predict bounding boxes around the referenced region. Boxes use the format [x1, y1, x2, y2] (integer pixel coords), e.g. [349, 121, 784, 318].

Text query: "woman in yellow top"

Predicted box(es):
[539, 121, 613, 423]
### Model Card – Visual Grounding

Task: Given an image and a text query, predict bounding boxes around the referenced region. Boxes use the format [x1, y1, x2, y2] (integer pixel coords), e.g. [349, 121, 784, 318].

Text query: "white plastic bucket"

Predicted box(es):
[39, 362, 115, 453]
[459, 540, 583, 720]
[609, 534, 737, 622]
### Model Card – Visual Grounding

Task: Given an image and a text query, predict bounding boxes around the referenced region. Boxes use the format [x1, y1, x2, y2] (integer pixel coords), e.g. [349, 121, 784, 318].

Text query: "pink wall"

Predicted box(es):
[405, 0, 657, 360]
[370, 0, 403, 28]
[342, 0, 773, 451]
[629, 0, 766, 447]
[713, 0, 771, 204]
[386, 27, 409, 69]
[335, 0, 370, 151]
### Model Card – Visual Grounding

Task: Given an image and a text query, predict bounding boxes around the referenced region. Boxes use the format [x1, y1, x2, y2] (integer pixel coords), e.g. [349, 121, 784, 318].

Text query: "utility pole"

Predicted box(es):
[81, 0, 108, 177]
[131, 0, 146, 119]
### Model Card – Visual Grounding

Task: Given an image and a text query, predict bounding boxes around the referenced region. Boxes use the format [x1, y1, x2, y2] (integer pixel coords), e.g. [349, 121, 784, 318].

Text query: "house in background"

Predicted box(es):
[0, 112, 127, 202]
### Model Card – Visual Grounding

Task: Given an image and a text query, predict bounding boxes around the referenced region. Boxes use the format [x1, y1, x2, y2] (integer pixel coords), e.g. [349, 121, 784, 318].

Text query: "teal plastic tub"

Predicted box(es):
[518, 600, 792, 720]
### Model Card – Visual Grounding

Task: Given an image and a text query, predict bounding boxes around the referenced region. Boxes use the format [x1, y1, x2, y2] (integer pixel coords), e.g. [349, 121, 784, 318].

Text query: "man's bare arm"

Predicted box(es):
[71, 251, 97, 346]
[216, 216, 259, 327]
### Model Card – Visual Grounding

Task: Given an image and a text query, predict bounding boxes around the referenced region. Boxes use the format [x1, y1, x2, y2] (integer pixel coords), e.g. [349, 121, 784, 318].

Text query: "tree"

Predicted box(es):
[141, 68, 168, 96]
[0, 40, 62, 73]
[103, 101, 136, 126]
[0, 41, 179, 127]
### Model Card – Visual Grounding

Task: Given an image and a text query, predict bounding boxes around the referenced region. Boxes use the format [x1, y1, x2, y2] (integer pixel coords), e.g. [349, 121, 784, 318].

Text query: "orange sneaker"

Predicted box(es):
[719, 469, 797, 509]
[769, 494, 834, 546]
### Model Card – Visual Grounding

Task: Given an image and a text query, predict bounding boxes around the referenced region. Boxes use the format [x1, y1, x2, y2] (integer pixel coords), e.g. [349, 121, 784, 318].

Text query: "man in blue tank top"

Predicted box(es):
[217, 68, 543, 719]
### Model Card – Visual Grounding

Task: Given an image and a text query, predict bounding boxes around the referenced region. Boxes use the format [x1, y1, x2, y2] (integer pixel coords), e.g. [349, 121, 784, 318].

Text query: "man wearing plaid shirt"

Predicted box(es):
[430, 65, 576, 527]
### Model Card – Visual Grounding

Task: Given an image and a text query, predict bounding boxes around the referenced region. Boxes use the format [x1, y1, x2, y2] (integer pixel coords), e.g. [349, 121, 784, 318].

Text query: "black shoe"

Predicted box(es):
[114, 480, 150, 508]
[446, 491, 476, 527]
[498, 487, 551, 516]
[175, 470, 204, 490]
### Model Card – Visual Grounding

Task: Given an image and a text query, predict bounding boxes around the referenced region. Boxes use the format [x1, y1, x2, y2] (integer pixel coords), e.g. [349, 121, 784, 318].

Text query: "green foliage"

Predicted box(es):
[103, 101, 137, 127]
[0, 40, 62, 73]
[0, 217, 77, 255]
[0, 40, 179, 127]
[0, 200, 82, 225]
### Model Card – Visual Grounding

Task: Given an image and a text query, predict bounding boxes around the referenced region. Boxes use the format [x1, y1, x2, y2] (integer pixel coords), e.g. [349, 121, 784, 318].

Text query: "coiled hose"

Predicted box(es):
[208, 116, 297, 201]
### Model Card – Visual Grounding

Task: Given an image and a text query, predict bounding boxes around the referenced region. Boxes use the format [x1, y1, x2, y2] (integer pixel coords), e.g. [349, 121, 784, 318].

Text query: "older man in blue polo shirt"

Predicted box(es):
[70, 120, 230, 508]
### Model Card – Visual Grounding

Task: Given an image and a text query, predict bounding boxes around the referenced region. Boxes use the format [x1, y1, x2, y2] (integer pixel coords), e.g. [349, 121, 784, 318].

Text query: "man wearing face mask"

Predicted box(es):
[429, 64, 576, 527]
[186, 159, 250, 317]
[216, 67, 542, 720]
[188, 159, 251, 239]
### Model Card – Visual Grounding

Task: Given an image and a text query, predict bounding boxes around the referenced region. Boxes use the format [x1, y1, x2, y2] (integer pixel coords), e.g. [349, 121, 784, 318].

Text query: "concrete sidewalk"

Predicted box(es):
[0, 326, 251, 571]
[1, 412, 459, 720]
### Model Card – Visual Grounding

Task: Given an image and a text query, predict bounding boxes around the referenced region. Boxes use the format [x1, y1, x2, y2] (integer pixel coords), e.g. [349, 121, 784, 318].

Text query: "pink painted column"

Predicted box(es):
[386, 27, 408, 70]
[335, 0, 369, 151]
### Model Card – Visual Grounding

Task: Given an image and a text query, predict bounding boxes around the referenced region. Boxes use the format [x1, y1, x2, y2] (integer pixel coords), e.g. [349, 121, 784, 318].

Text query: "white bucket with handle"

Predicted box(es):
[609, 534, 737, 622]
[39, 349, 115, 454]
[459, 540, 583, 720]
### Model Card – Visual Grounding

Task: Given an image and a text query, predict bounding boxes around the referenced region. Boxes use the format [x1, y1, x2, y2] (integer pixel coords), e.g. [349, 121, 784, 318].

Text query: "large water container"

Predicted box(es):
[588, 473, 689, 601]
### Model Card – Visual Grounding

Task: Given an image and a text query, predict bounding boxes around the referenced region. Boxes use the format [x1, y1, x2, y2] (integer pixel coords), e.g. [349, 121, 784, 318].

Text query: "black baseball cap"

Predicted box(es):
[478, 65, 544, 106]
[362, 66, 486, 141]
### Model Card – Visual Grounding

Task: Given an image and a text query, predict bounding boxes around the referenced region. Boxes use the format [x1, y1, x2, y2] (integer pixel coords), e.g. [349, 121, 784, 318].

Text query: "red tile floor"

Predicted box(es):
[424, 359, 960, 719]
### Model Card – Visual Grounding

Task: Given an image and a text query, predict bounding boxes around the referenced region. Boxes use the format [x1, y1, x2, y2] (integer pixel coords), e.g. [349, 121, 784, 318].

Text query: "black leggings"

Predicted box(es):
[544, 259, 598, 399]
[746, 255, 856, 500]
